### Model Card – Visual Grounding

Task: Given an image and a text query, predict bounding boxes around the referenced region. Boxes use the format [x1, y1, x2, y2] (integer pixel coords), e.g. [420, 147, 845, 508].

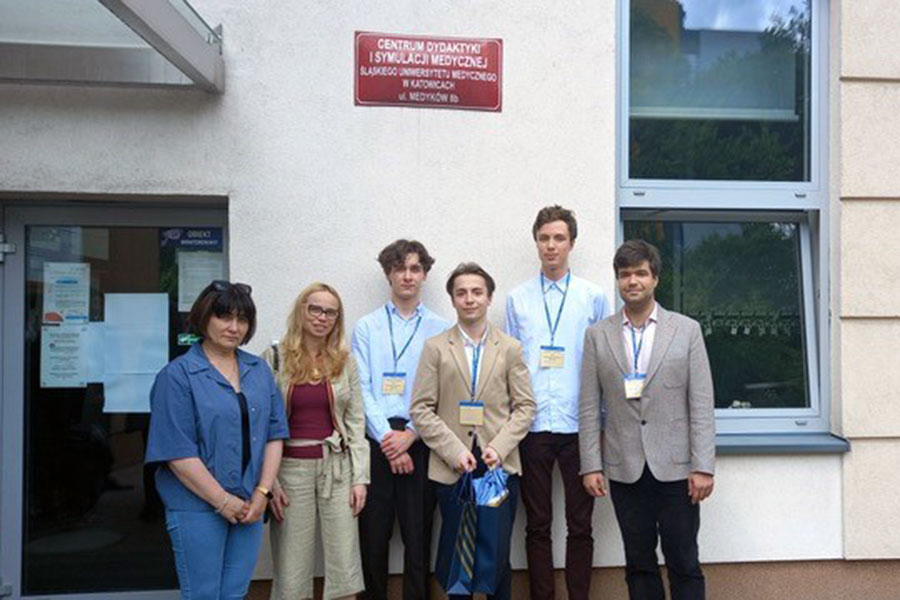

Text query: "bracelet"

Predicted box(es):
[256, 485, 274, 500]
[214, 493, 230, 514]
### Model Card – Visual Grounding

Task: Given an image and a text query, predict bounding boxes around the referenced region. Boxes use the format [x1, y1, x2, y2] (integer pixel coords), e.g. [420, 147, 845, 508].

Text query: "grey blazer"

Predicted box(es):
[578, 305, 715, 484]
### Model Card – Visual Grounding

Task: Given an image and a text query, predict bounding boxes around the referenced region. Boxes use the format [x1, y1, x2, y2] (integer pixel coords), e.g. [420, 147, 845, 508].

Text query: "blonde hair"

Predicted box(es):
[279, 282, 349, 386]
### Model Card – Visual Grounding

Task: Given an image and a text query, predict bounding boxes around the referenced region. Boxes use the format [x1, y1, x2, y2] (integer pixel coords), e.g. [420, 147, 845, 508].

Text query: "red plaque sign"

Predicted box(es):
[355, 32, 502, 111]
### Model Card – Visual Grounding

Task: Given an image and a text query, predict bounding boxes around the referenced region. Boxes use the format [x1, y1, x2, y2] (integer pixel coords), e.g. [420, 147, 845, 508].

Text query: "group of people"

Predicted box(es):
[146, 204, 716, 600]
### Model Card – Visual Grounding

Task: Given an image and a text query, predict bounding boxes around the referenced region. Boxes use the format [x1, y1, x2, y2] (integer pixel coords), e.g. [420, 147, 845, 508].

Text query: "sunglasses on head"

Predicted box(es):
[210, 280, 252, 296]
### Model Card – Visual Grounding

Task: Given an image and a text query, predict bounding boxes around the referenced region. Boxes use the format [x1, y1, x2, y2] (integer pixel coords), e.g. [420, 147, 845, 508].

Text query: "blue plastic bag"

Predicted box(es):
[473, 467, 509, 507]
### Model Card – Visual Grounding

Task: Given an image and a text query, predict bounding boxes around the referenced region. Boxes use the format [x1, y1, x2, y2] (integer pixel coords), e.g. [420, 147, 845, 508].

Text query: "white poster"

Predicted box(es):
[102, 293, 169, 413]
[42, 262, 90, 324]
[178, 251, 225, 312]
[84, 322, 106, 383]
[40, 324, 88, 388]
[102, 373, 155, 414]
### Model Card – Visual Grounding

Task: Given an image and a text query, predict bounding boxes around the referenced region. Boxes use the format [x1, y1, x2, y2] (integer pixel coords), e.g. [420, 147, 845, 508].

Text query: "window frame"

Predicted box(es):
[618, 0, 827, 200]
[616, 0, 831, 435]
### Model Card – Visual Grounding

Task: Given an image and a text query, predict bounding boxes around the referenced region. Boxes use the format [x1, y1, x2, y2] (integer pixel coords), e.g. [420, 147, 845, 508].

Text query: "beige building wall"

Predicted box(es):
[839, 0, 900, 559]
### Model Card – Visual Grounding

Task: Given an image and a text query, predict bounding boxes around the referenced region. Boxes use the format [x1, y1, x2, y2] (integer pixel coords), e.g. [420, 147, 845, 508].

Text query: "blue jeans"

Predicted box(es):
[165, 510, 264, 600]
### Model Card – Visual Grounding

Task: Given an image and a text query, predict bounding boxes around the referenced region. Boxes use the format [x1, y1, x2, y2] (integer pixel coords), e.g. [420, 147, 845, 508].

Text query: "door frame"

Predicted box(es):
[1, 202, 227, 600]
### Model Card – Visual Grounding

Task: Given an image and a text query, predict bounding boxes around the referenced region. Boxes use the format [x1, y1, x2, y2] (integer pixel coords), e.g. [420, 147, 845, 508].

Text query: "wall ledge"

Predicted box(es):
[717, 433, 850, 454]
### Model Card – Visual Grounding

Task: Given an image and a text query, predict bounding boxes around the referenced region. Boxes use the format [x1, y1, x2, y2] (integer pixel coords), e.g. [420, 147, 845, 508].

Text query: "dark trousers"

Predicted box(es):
[435, 471, 520, 600]
[520, 432, 594, 600]
[359, 438, 434, 600]
[610, 465, 705, 600]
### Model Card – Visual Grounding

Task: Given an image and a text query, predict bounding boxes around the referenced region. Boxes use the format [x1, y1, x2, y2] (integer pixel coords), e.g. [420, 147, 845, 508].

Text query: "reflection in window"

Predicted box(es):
[623, 220, 809, 410]
[629, 0, 811, 181]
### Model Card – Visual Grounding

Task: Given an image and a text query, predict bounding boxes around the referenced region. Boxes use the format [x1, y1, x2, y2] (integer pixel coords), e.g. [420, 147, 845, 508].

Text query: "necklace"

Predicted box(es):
[310, 353, 323, 381]
[203, 345, 239, 387]
[219, 357, 239, 387]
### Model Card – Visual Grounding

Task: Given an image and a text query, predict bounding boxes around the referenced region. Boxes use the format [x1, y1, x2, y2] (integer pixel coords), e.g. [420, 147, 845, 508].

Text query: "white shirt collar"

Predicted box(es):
[623, 302, 659, 328]
[458, 324, 488, 347]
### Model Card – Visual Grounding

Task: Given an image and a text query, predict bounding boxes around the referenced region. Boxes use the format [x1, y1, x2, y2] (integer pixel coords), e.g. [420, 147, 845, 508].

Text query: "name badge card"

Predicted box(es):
[539, 345, 565, 368]
[382, 372, 406, 395]
[460, 400, 485, 426]
[624, 373, 646, 399]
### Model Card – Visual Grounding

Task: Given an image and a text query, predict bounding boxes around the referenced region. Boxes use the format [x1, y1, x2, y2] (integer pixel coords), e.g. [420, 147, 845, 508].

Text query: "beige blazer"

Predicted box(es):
[578, 306, 715, 484]
[262, 347, 370, 486]
[410, 324, 536, 485]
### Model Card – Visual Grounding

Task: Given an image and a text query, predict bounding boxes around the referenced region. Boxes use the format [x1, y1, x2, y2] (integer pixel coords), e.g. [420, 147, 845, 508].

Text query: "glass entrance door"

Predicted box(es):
[1, 204, 227, 599]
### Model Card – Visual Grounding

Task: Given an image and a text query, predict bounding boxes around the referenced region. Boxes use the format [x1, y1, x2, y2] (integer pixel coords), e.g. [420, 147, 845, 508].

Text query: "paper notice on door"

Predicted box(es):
[42, 262, 90, 324]
[103, 323, 169, 374]
[102, 293, 169, 413]
[177, 251, 225, 312]
[84, 322, 106, 383]
[40, 324, 89, 388]
[104, 292, 168, 326]
[102, 373, 155, 413]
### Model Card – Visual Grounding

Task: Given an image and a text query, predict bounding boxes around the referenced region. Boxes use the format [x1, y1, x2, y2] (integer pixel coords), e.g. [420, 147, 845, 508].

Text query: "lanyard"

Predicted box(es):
[541, 271, 571, 346]
[629, 323, 645, 374]
[385, 305, 423, 371]
[470, 342, 482, 399]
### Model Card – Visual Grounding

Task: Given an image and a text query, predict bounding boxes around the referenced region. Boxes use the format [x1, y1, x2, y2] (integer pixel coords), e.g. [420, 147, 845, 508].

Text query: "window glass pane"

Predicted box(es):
[629, 0, 811, 181]
[623, 219, 810, 410]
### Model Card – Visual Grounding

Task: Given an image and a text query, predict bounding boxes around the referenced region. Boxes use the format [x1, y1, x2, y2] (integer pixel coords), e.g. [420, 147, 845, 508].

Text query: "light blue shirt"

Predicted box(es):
[505, 273, 610, 433]
[352, 301, 451, 442]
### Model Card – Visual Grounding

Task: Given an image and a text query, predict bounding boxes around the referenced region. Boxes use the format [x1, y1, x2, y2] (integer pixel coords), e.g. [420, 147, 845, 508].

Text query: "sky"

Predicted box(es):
[681, 0, 808, 31]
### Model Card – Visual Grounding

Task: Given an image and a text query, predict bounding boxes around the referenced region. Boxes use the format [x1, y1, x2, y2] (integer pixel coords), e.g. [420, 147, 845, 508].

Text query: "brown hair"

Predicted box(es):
[532, 205, 578, 241]
[377, 239, 436, 276]
[445, 262, 496, 298]
[278, 282, 349, 385]
[613, 240, 661, 277]
[187, 281, 256, 345]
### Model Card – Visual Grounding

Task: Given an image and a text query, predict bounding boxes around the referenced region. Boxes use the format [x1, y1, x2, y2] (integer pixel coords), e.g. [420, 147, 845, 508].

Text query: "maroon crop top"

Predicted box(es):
[284, 381, 333, 459]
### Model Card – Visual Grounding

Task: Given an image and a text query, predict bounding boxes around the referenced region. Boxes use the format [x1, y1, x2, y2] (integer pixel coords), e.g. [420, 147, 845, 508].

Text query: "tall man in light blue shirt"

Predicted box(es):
[505, 205, 611, 600]
[352, 239, 451, 600]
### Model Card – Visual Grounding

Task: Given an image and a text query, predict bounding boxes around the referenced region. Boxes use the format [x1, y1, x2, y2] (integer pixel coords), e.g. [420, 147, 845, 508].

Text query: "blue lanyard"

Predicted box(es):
[541, 271, 570, 346]
[470, 342, 482, 399]
[385, 306, 423, 371]
[629, 323, 645, 374]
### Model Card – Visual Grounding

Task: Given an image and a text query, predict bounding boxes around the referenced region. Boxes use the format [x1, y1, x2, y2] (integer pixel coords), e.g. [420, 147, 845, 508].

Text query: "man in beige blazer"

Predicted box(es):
[410, 262, 535, 600]
[579, 240, 715, 600]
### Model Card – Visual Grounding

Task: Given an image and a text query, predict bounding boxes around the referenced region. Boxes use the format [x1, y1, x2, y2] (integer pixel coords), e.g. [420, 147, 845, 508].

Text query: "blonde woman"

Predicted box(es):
[268, 283, 369, 600]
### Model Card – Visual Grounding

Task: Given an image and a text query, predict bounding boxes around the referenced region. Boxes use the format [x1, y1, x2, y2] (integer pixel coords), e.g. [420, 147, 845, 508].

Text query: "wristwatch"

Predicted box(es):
[256, 485, 274, 500]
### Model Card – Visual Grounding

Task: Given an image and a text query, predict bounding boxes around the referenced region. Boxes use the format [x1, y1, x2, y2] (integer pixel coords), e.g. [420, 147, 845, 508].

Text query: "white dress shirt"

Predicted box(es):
[622, 302, 659, 375]
[458, 324, 488, 395]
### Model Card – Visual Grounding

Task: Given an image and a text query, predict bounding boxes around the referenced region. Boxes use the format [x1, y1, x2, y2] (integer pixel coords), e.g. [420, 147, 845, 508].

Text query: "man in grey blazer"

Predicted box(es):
[578, 240, 715, 600]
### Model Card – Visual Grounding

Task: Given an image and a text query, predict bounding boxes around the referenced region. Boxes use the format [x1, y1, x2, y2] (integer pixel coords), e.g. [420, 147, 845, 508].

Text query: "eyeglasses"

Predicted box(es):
[307, 304, 340, 320]
[210, 280, 252, 296]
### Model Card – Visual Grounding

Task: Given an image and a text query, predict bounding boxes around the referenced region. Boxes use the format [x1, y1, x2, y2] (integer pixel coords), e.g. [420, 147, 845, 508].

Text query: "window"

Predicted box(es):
[619, 0, 829, 434]
[629, 0, 812, 181]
